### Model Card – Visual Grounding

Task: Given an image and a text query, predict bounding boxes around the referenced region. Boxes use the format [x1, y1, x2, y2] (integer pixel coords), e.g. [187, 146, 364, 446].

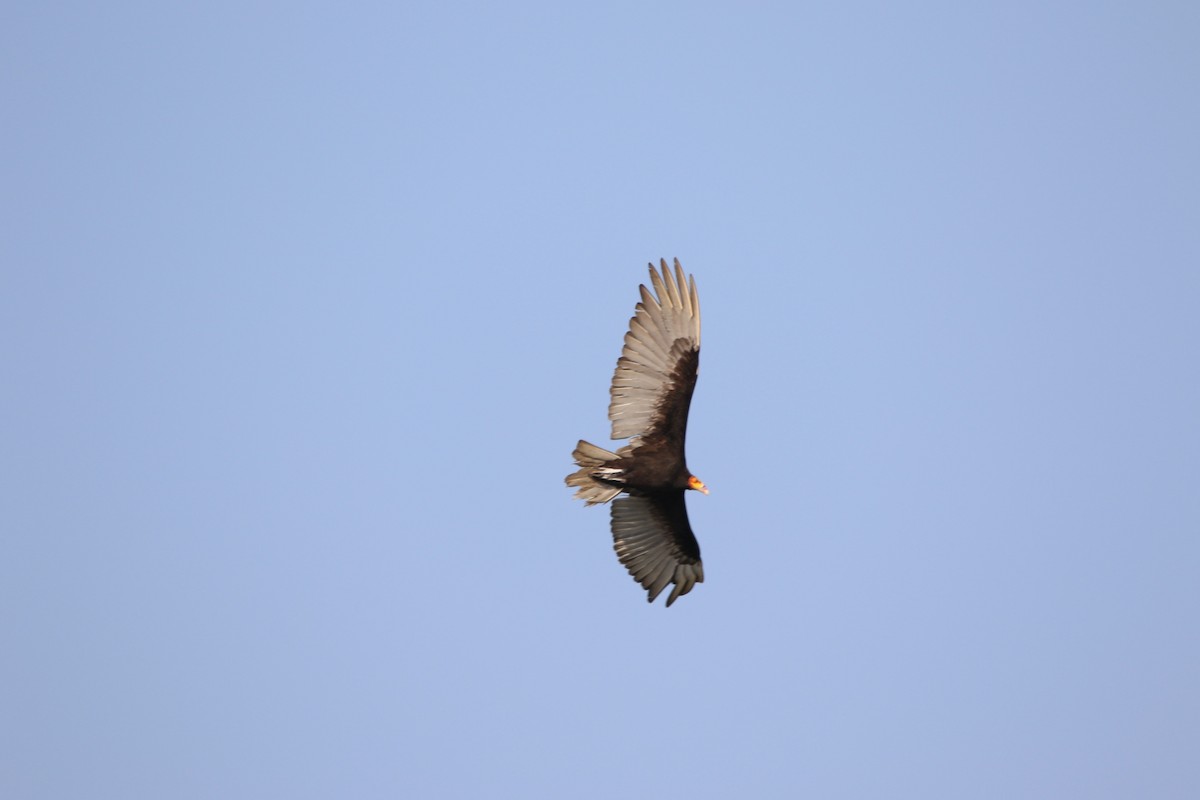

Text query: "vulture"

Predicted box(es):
[565, 258, 708, 606]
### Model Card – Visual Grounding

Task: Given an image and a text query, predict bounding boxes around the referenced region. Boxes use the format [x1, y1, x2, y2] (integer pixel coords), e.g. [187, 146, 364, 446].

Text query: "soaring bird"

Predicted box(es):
[566, 258, 708, 606]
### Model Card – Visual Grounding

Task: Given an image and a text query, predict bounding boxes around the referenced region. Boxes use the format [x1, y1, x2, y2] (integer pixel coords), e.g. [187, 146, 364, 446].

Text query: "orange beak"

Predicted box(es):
[688, 475, 709, 494]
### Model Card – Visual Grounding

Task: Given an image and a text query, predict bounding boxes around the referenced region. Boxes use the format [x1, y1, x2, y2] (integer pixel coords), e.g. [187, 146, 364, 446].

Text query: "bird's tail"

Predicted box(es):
[565, 440, 624, 505]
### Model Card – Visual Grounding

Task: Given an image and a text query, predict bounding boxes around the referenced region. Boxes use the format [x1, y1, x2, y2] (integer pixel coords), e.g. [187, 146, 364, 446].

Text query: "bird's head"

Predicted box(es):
[687, 475, 709, 495]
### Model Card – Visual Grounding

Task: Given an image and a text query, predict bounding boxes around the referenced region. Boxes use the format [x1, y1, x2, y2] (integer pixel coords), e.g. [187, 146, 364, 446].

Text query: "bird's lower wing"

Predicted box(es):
[610, 494, 703, 607]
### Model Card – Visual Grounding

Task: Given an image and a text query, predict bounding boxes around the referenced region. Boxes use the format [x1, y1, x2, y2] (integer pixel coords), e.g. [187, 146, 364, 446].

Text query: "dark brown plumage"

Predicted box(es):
[565, 259, 707, 606]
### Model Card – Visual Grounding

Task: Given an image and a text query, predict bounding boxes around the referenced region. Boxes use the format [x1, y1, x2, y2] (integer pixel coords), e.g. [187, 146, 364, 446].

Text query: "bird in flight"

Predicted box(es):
[566, 258, 708, 606]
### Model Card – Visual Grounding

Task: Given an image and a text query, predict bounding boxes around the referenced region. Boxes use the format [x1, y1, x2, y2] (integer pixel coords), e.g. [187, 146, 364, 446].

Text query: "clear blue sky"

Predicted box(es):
[3, 2, 1198, 798]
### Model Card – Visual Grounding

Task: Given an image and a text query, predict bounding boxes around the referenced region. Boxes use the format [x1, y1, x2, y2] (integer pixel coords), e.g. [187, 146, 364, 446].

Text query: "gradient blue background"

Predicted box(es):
[4, 2, 1198, 797]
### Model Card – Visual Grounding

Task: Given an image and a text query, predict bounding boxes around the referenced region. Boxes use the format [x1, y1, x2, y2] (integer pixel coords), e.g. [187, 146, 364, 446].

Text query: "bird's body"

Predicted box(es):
[565, 259, 708, 607]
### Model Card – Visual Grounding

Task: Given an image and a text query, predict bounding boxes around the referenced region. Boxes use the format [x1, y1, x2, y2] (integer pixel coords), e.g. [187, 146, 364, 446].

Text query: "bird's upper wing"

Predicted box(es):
[608, 259, 701, 444]
[611, 493, 704, 607]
